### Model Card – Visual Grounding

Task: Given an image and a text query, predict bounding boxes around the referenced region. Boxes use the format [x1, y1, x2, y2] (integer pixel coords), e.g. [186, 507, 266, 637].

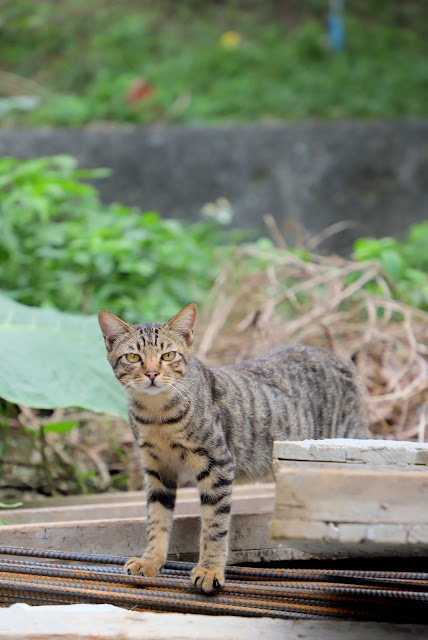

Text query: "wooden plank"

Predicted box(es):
[273, 465, 428, 524]
[0, 483, 307, 562]
[20, 483, 275, 508]
[270, 439, 428, 556]
[20, 491, 147, 508]
[273, 439, 428, 466]
[269, 519, 428, 556]
[1, 484, 275, 525]
[0, 512, 307, 563]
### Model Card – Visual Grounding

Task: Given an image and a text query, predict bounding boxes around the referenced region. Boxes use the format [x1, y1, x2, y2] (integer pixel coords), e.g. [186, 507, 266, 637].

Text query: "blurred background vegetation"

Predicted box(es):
[0, 0, 426, 125]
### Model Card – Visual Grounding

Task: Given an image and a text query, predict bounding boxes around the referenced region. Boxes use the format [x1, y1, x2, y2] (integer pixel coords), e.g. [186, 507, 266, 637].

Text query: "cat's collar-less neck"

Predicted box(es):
[129, 387, 186, 413]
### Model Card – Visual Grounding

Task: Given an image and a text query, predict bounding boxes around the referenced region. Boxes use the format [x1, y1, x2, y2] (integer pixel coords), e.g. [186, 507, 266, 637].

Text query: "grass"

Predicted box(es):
[0, 1, 426, 125]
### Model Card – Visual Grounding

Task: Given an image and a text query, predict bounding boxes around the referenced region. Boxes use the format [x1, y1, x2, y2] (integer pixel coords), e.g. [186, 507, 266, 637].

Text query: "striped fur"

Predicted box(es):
[98, 303, 369, 593]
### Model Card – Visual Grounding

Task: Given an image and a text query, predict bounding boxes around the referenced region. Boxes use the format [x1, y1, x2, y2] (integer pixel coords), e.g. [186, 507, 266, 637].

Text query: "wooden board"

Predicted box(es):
[273, 438, 428, 466]
[273, 466, 428, 524]
[0, 484, 307, 563]
[0, 484, 273, 525]
[270, 439, 428, 557]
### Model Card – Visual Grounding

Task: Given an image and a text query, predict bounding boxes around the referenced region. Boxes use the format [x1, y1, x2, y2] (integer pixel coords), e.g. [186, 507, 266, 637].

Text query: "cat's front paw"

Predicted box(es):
[124, 556, 162, 577]
[190, 565, 225, 594]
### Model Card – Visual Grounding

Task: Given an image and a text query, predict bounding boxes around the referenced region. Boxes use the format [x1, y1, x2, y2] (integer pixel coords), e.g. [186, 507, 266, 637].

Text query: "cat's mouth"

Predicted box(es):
[142, 381, 165, 394]
[130, 378, 168, 395]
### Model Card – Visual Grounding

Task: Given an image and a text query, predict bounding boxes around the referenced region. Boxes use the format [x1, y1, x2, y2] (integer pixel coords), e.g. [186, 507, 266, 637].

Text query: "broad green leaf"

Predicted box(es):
[0, 294, 128, 418]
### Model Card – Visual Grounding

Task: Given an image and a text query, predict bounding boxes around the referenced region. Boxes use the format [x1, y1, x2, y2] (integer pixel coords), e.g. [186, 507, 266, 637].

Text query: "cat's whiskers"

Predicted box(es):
[164, 381, 184, 401]
[166, 378, 187, 393]
[167, 379, 191, 404]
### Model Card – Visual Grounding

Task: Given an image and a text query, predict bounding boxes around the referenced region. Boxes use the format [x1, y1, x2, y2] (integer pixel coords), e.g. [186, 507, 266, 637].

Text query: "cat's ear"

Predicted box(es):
[98, 310, 132, 351]
[166, 303, 197, 346]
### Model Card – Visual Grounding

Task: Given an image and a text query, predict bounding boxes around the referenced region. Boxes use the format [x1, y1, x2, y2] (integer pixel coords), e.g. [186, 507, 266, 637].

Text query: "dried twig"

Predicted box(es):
[284, 265, 380, 338]
[196, 248, 427, 441]
[197, 293, 238, 360]
[263, 213, 288, 249]
[305, 219, 364, 251]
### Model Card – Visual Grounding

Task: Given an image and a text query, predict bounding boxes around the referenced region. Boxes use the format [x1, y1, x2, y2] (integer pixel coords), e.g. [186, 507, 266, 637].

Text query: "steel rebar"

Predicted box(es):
[0, 546, 426, 622]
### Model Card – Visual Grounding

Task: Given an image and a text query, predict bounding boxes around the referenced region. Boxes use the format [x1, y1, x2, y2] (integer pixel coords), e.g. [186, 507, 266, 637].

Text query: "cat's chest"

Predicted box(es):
[140, 425, 199, 472]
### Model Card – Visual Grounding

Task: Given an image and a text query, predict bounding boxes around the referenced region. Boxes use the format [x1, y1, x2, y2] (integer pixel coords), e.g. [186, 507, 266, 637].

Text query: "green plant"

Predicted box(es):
[0, 156, 230, 323]
[0, 293, 127, 417]
[0, 2, 426, 126]
[353, 222, 428, 311]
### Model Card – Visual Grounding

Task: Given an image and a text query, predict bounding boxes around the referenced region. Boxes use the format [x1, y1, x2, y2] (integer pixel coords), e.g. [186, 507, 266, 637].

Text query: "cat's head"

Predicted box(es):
[98, 303, 196, 397]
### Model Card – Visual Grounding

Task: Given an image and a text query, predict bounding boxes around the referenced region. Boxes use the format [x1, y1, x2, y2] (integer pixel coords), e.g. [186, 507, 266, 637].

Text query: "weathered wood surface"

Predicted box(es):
[270, 439, 428, 556]
[2, 604, 425, 640]
[0, 484, 274, 524]
[274, 466, 428, 524]
[273, 438, 428, 465]
[0, 484, 307, 563]
[4, 440, 428, 561]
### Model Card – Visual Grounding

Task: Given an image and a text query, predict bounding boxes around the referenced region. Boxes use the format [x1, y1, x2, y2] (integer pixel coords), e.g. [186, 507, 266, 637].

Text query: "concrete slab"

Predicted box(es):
[0, 604, 425, 640]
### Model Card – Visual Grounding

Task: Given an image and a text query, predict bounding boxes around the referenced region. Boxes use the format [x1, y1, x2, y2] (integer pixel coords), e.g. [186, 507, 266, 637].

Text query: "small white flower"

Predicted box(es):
[201, 197, 234, 225]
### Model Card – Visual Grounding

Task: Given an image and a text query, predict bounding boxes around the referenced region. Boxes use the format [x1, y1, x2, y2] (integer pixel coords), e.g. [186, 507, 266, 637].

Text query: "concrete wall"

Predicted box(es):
[1, 121, 426, 254]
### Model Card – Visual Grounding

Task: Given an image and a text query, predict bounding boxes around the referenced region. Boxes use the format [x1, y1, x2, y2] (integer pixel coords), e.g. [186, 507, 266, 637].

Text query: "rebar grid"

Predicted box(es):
[0, 546, 426, 622]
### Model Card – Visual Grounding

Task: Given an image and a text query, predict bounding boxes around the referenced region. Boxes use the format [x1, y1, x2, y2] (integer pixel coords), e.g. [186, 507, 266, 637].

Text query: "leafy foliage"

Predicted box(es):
[353, 222, 428, 311]
[0, 293, 127, 417]
[0, 156, 229, 323]
[0, 1, 426, 125]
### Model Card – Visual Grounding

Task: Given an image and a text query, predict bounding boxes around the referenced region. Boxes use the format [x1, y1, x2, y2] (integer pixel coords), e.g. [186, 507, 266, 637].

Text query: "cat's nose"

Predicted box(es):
[145, 370, 160, 381]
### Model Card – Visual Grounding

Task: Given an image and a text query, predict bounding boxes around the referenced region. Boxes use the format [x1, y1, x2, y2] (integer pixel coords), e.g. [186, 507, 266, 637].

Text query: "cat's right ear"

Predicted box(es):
[98, 310, 132, 351]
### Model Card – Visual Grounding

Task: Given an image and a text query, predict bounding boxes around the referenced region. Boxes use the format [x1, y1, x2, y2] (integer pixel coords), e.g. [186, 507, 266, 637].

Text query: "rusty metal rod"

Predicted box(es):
[0, 576, 423, 623]
[0, 547, 426, 622]
[2, 557, 426, 594]
[1, 561, 427, 603]
[1, 545, 426, 583]
[0, 579, 324, 620]
[0, 574, 413, 622]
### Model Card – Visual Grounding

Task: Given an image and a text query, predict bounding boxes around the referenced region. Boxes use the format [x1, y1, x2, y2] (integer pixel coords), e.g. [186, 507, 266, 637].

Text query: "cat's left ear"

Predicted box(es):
[166, 303, 197, 347]
[98, 310, 133, 351]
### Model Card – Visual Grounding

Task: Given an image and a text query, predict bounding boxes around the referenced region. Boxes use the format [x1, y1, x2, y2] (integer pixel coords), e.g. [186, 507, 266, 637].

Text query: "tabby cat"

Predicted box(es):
[98, 303, 368, 593]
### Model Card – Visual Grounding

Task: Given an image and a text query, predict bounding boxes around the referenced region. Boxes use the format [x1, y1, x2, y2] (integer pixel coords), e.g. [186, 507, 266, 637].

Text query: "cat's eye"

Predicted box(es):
[161, 351, 175, 361]
[126, 353, 141, 363]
